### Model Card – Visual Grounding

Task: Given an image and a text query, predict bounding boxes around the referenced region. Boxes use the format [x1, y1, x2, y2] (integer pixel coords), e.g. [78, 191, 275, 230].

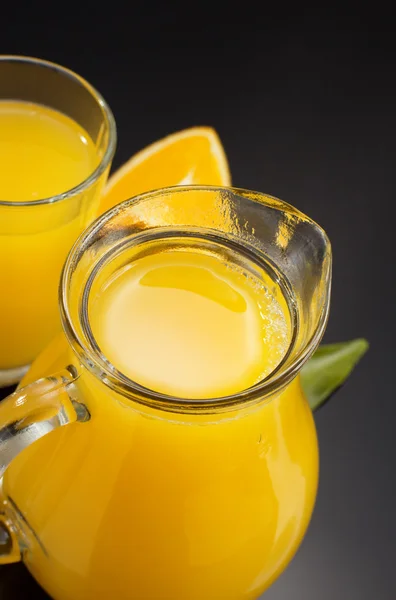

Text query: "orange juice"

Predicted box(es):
[0, 101, 100, 370]
[3, 248, 319, 599]
[89, 249, 290, 398]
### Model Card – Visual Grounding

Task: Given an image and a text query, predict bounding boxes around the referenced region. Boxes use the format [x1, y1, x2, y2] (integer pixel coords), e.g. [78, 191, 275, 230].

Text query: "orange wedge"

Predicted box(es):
[98, 127, 231, 214]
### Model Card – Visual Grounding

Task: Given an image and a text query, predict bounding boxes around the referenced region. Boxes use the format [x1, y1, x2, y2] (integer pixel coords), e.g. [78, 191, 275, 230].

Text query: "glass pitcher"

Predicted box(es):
[0, 186, 331, 600]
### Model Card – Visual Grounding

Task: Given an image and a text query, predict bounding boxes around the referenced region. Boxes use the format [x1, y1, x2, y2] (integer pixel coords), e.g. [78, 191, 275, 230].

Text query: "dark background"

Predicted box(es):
[1, 12, 395, 599]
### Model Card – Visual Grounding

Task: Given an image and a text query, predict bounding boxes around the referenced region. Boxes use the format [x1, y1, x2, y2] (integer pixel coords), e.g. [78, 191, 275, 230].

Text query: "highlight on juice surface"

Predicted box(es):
[89, 247, 290, 400]
[0, 56, 116, 387]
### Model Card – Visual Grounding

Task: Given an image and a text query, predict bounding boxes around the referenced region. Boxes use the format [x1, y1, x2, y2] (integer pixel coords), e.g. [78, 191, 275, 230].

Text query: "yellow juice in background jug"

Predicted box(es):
[0, 101, 99, 369]
[4, 245, 319, 599]
[0, 101, 97, 202]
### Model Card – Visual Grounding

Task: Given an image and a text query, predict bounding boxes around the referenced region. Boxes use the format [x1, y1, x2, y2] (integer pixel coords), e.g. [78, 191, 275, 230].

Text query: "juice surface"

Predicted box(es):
[0, 101, 102, 369]
[89, 250, 290, 398]
[0, 101, 97, 201]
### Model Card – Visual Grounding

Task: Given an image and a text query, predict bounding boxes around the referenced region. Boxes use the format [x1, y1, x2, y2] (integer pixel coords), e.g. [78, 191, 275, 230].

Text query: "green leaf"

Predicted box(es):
[301, 338, 369, 412]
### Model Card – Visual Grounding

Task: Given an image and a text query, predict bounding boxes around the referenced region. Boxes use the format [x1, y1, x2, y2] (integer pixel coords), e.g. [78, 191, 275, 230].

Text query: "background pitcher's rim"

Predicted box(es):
[0, 55, 117, 207]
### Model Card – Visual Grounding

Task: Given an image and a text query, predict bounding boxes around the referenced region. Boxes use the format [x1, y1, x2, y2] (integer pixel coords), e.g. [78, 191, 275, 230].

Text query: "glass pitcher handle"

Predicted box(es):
[0, 366, 89, 564]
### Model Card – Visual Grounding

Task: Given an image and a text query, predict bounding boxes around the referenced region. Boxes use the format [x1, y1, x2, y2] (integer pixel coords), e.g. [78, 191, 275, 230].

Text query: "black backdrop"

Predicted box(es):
[1, 13, 395, 600]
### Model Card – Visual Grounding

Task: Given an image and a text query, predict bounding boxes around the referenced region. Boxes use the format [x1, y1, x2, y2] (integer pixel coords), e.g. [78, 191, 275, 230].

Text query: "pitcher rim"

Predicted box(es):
[60, 185, 332, 412]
